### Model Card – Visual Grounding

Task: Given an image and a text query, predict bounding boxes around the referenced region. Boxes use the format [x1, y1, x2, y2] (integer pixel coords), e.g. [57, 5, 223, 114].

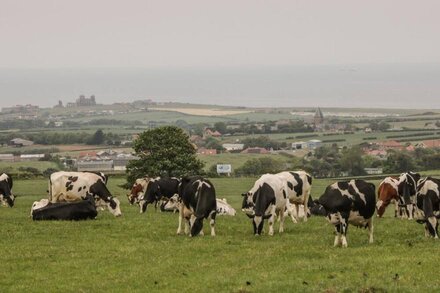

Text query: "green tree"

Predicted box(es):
[87, 129, 105, 145]
[383, 151, 416, 173]
[213, 122, 227, 134]
[126, 126, 204, 185]
[340, 146, 366, 176]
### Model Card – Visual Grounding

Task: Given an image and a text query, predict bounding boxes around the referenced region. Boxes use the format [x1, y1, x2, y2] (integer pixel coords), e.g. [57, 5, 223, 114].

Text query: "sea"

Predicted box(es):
[0, 63, 439, 109]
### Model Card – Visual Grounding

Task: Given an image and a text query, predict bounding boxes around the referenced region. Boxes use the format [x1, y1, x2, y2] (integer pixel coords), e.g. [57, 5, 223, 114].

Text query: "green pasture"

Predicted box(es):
[1, 175, 440, 292]
[0, 161, 59, 173]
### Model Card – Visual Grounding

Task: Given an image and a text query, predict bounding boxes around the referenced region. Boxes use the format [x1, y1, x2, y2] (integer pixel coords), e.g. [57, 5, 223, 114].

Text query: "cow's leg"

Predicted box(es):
[334, 225, 341, 247]
[424, 223, 430, 237]
[176, 205, 184, 235]
[254, 216, 263, 236]
[367, 217, 374, 244]
[287, 201, 298, 224]
[209, 211, 216, 236]
[427, 217, 439, 239]
[340, 216, 349, 248]
[394, 200, 398, 218]
[278, 208, 285, 234]
[407, 204, 414, 220]
[303, 199, 309, 222]
[268, 205, 276, 236]
[294, 204, 300, 222]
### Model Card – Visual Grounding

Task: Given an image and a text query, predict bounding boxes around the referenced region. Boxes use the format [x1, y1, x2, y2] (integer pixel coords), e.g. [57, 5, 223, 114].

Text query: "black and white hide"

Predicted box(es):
[177, 177, 217, 237]
[314, 179, 376, 247]
[242, 174, 288, 236]
[49, 171, 121, 217]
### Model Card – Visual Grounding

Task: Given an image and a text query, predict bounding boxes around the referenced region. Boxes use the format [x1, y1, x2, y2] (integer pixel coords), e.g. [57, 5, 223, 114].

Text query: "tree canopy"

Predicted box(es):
[126, 126, 204, 185]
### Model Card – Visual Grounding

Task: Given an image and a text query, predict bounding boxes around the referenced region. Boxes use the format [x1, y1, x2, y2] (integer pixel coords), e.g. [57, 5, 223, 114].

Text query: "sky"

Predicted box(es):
[1, 0, 440, 108]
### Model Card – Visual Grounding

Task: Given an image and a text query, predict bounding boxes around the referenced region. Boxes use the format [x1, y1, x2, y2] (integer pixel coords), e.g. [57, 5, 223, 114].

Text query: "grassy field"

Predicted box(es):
[1, 175, 440, 292]
[0, 161, 59, 173]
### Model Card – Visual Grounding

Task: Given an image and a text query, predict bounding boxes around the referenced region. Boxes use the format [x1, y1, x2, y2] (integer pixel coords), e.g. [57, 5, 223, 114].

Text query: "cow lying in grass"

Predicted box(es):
[31, 195, 97, 221]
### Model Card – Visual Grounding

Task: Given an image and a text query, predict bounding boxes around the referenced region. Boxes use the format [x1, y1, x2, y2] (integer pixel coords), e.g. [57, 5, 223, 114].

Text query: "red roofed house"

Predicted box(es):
[377, 140, 405, 151]
[197, 148, 217, 155]
[418, 139, 440, 149]
[203, 128, 222, 139]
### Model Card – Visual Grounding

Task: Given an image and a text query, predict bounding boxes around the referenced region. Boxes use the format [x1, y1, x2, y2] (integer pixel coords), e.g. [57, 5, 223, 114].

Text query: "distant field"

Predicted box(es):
[150, 107, 252, 116]
[2, 175, 440, 291]
[198, 153, 290, 171]
[0, 161, 59, 173]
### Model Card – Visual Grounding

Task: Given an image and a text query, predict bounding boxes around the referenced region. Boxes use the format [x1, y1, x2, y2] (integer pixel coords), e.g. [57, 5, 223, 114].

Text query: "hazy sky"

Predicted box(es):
[1, 1, 440, 109]
[1, 0, 440, 68]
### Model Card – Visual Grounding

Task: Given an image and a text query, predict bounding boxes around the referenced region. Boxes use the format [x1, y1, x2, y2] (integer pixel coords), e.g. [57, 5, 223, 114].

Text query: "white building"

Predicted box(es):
[307, 139, 322, 149]
[222, 143, 245, 151]
[292, 141, 308, 150]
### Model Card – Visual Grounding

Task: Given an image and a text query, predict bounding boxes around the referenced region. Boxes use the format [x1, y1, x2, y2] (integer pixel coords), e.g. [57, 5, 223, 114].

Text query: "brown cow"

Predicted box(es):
[376, 177, 402, 218]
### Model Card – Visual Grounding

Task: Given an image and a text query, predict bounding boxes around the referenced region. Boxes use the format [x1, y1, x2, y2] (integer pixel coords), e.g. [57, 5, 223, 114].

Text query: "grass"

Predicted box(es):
[1, 175, 440, 292]
[0, 161, 59, 173]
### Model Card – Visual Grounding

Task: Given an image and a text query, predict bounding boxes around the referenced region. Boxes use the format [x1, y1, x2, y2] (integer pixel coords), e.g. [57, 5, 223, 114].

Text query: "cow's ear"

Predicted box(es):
[241, 193, 247, 197]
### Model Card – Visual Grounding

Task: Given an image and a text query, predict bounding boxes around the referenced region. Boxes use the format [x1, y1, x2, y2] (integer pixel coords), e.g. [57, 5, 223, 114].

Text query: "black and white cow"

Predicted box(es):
[276, 171, 312, 223]
[313, 179, 376, 247]
[397, 171, 421, 220]
[138, 177, 181, 214]
[0, 173, 15, 207]
[414, 177, 440, 238]
[49, 171, 121, 217]
[176, 176, 217, 237]
[242, 174, 288, 236]
[163, 195, 236, 216]
[31, 195, 98, 221]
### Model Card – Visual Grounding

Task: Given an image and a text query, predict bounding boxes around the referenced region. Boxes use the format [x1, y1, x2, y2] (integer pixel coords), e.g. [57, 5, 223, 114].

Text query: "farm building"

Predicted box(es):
[9, 138, 34, 147]
[77, 160, 113, 172]
[364, 168, 383, 175]
[0, 154, 15, 162]
[417, 139, 440, 149]
[292, 141, 307, 150]
[222, 143, 244, 151]
[20, 154, 45, 161]
[307, 139, 322, 149]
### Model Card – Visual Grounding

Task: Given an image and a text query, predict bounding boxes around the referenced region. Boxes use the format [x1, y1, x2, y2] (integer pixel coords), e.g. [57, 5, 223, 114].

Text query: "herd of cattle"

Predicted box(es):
[1, 170, 440, 247]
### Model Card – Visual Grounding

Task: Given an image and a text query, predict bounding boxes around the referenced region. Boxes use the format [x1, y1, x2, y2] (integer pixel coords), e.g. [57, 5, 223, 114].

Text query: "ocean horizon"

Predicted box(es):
[1, 64, 439, 109]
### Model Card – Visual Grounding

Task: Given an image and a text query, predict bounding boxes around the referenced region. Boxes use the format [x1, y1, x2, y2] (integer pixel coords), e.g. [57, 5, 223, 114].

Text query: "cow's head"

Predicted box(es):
[0, 175, 15, 207]
[241, 192, 254, 218]
[107, 197, 122, 217]
[89, 180, 121, 217]
[309, 199, 327, 217]
[161, 194, 180, 212]
[30, 199, 49, 217]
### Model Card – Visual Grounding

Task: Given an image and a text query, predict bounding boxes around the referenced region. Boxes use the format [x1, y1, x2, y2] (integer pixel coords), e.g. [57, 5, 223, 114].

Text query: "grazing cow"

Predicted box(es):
[242, 174, 288, 236]
[276, 171, 312, 223]
[163, 195, 236, 216]
[397, 171, 421, 220]
[177, 177, 217, 237]
[127, 177, 151, 205]
[49, 171, 121, 217]
[414, 177, 440, 238]
[0, 173, 15, 207]
[313, 180, 375, 247]
[138, 177, 181, 214]
[31, 195, 98, 221]
[376, 177, 400, 218]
